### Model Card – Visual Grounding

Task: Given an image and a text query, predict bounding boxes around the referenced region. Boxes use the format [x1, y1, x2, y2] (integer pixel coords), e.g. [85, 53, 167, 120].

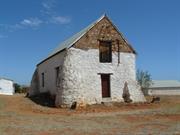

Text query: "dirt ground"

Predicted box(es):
[0, 94, 179, 135]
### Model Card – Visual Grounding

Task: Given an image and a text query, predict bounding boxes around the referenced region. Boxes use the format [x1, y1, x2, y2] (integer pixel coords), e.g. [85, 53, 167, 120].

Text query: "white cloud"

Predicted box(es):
[41, 0, 56, 16]
[42, 1, 54, 10]
[0, 18, 43, 33]
[0, 0, 71, 35]
[51, 16, 71, 24]
[42, 2, 51, 10]
[41, 0, 72, 25]
[21, 18, 43, 27]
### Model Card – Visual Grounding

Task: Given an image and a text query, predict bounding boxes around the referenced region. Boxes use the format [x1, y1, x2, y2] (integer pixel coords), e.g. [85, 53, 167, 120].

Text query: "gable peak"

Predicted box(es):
[97, 13, 110, 22]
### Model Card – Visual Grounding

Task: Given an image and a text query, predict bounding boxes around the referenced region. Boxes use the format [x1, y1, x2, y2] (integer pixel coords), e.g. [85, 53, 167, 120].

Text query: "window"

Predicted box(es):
[99, 41, 112, 63]
[55, 67, 60, 87]
[41, 73, 44, 87]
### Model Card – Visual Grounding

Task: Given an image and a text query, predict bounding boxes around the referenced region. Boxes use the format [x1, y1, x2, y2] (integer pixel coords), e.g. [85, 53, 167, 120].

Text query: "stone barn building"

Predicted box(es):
[30, 15, 146, 107]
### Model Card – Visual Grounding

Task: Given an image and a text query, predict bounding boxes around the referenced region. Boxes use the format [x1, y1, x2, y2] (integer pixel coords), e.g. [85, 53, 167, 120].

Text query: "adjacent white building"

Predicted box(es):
[30, 15, 146, 107]
[147, 80, 180, 95]
[0, 78, 14, 95]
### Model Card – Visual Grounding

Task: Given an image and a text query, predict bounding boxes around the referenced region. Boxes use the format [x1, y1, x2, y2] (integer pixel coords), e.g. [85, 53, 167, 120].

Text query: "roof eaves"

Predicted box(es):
[0, 77, 14, 82]
[37, 48, 66, 66]
[37, 15, 106, 66]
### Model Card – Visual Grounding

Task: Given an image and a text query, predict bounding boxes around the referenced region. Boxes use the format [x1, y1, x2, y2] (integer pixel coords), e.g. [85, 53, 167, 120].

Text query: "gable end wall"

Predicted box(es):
[55, 47, 145, 107]
[74, 17, 134, 53]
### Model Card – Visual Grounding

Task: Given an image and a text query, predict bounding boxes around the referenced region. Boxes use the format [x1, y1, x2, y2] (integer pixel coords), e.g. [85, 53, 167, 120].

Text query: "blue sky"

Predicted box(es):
[0, 0, 179, 85]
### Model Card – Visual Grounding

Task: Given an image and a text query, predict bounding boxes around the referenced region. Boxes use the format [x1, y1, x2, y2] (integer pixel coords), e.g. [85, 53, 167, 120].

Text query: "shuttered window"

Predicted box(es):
[99, 41, 112, 63]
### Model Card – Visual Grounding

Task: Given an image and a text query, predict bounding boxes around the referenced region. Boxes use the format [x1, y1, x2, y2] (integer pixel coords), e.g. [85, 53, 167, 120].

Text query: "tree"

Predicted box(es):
[14, 83, 21, 93]
[14, 83, 28, 93]
[136, 69, 152, 89]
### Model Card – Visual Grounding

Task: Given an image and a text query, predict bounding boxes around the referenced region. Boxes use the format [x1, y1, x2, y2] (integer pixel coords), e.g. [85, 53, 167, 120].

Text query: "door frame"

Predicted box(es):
[100, 73, 112, 98]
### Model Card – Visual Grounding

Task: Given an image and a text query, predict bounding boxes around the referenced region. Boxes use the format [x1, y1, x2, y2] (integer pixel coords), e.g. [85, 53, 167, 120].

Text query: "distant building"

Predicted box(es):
[147, 80, 180, 95]
[30, 15, 146, 107]
[0, 78, 14, 95]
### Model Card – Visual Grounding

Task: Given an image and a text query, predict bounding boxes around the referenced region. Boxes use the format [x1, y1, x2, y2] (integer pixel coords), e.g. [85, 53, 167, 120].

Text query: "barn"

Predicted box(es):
[29, 15, 146, 107]
[0, 78, 14, 95]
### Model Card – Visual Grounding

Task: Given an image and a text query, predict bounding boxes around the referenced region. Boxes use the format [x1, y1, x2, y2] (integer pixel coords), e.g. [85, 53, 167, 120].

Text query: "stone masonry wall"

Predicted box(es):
[37, 51, 66, 95]
[74, 16, 135, 53]
[29, 69, 40, 96]
[55, 48, 145, 107]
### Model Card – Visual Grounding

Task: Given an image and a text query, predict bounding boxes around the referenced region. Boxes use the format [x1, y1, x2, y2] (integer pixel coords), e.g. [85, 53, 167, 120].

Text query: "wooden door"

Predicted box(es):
[101, 74, 110, 98]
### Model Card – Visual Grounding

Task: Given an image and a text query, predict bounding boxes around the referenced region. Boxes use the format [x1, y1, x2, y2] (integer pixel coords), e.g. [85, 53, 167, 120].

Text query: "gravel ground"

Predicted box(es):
[0, 94, 179, 135]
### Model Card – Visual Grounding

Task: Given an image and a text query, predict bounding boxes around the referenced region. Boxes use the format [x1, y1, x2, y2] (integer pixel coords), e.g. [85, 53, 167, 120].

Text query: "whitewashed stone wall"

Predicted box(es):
[29, 69, 39, 96]
[0, 79, 14, 95]
[36, 51, 66, 95]
[55, 47, 146, 107]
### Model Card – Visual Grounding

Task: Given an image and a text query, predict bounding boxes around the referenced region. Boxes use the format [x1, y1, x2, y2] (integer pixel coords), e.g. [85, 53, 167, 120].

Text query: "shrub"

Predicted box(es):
[14, 83, 29, 93]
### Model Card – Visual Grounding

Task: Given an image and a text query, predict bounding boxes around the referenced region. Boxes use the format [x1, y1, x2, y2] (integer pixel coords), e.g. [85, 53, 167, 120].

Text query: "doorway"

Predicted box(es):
[101, 74, 111, 98]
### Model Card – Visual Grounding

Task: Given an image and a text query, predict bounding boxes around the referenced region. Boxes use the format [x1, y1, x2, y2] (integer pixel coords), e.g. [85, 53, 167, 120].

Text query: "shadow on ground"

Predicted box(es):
[27, 93, 55, 107]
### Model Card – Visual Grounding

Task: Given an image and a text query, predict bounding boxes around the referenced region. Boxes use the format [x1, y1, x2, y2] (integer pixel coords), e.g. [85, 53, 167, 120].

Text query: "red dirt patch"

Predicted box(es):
[1, 94, 178, 116]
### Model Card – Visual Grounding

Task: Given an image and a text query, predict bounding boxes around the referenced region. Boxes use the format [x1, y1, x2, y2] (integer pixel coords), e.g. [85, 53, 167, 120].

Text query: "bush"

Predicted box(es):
[20, 87, 29, 93]
[14, 83, 29, 93]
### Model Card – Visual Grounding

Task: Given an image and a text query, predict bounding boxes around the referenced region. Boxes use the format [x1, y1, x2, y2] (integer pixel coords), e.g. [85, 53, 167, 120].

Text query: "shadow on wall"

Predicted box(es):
[27, 92, 55, 108]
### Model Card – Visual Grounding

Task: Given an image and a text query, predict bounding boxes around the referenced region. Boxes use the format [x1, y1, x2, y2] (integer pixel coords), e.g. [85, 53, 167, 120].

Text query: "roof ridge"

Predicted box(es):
[48, 15, 106, 55]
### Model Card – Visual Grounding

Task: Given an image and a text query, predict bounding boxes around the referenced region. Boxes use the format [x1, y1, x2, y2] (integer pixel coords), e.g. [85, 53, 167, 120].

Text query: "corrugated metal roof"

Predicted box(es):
[150, 80, 180, 88]
[38, 15, 106, 65]
[47, 15, 105, 58]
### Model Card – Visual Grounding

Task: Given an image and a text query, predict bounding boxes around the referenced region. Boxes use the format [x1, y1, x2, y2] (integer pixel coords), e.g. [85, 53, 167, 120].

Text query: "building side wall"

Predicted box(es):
[0, 79, 14, 95]
[36, 51, 66, 95]
[148, 88, 180, 95]
[55, 48, 145, 107]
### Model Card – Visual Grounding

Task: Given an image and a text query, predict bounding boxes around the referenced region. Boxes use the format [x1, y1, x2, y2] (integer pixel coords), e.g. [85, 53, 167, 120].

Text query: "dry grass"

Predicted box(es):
[0, 94, 179, 135]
